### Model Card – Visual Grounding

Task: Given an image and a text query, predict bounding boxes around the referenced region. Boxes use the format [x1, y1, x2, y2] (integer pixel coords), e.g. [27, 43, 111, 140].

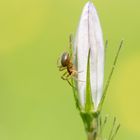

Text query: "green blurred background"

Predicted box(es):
[0, 0, 139, 139]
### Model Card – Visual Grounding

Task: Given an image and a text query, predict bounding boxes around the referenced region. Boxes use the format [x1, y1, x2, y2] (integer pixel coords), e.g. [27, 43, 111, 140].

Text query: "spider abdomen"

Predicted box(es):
[61, 52, 70, 67]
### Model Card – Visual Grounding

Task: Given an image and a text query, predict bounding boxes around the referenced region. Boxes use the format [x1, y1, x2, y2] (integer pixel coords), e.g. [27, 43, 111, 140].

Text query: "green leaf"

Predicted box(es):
[98, 41, 123, 111]
[85, 49, 94, 112]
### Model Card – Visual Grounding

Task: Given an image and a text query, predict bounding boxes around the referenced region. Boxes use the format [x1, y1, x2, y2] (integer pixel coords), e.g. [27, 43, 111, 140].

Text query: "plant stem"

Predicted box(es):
[87, 117, 98, 140]
[87, 132, 94, 140]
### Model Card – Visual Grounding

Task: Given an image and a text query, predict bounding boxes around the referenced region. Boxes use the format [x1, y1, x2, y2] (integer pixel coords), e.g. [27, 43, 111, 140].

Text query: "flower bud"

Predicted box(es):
[74, 1, 104, 111]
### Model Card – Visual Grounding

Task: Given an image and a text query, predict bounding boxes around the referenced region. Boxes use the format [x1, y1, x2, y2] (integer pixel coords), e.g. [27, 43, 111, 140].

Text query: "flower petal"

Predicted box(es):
[74, 1, 104, 110]
[88, 2, 104, 110]
[74, 2, 91, 108]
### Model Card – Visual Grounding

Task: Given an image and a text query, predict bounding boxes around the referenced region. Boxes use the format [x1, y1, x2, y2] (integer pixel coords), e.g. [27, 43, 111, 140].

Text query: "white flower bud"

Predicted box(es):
[74, 1, 104, 111]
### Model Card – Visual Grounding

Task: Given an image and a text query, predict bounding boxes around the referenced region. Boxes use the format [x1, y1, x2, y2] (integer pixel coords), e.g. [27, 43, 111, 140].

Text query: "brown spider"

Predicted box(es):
[57, 51, 77, 87]
[57, 35, 79, 87]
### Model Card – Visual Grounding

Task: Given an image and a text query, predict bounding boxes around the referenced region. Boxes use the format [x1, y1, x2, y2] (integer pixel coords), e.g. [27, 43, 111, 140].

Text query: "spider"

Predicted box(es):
[57, 35, 78, 87]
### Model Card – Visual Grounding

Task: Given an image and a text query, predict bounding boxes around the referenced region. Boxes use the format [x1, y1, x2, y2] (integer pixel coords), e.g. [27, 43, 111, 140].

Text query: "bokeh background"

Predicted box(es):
[0, 0, 139, 139]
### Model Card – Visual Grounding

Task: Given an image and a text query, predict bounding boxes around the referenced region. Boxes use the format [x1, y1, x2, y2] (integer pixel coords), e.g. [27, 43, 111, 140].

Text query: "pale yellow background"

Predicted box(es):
[0, 0, 139, 140]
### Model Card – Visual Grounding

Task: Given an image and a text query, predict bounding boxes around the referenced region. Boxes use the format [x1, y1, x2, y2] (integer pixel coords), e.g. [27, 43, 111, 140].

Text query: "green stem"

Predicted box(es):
[87, 132, 94, 140]
[86, 117, 98, 140]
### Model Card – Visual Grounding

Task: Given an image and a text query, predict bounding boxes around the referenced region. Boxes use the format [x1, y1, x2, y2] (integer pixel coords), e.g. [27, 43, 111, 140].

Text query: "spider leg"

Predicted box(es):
[72, 76, 85, 82]
[57, 65, 62, 68]
[68, 70, 85, 82]
[59, 66, 67, 71]
[61, 71, 68, 79]
[61, 73, 76, 89]
[61, 72, 71, 81]
[70, 69, 84, 77]
[73, 70, 84, 74]
[65, 74, 78, 88]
